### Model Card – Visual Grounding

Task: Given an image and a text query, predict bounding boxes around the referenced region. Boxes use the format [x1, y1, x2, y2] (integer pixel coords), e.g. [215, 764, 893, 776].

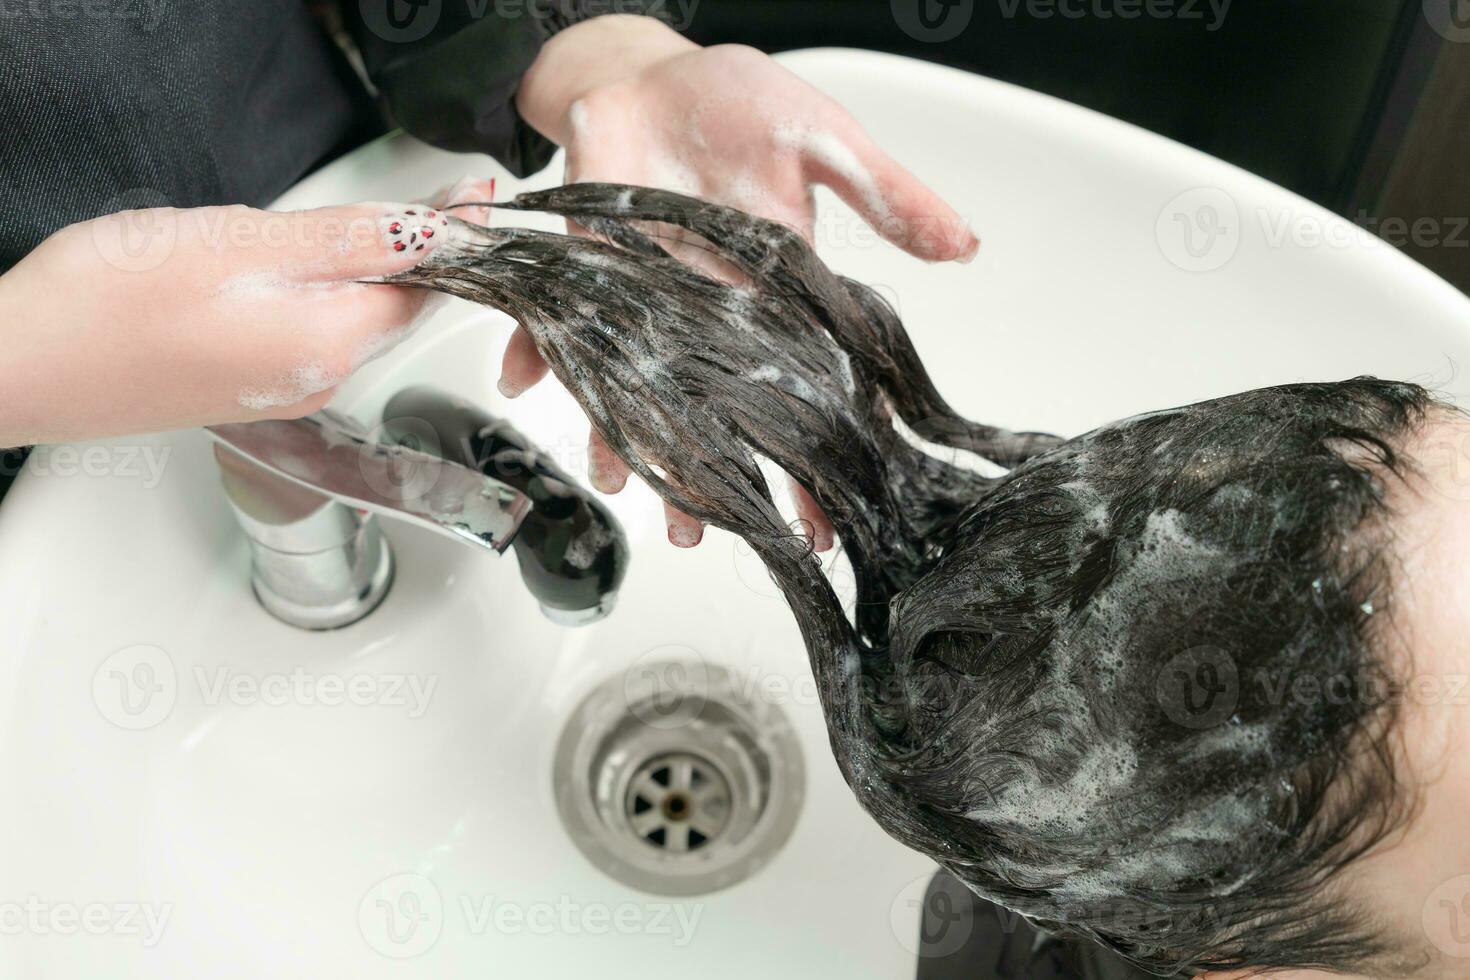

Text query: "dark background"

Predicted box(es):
[681, 0, 1470, 294]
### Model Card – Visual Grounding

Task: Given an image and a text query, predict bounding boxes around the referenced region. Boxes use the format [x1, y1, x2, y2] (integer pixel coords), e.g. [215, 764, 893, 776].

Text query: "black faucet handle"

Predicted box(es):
[381, 385, 630, 625]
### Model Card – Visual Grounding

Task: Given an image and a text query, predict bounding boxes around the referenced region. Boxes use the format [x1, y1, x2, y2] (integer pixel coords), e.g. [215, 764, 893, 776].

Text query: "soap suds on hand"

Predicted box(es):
[773, 123, 894, 229]
[238, 363, 339, 411]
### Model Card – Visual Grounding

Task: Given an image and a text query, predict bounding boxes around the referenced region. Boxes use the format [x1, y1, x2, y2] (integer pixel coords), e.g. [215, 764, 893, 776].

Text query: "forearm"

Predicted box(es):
[0, 238, 93, 447]
[0, 267, 46, 448]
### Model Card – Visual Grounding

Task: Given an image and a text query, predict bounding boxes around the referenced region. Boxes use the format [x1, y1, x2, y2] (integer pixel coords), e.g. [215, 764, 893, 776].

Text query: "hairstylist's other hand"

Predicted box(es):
[0, 198, 462, 447]
[510, 15, 978, 550]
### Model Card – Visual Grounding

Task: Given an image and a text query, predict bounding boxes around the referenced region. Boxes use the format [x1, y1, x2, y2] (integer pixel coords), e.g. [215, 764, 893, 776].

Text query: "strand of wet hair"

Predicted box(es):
[386, 183, 1052, 787]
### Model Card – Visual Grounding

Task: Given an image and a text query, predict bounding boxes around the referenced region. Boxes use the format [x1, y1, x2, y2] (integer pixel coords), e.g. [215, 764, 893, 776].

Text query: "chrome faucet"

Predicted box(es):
[208, 390, 629, 631]
[209, 408, 531, 630]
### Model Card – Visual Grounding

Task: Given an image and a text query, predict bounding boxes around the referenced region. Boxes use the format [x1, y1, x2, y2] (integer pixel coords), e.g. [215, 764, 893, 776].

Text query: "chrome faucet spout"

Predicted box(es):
[206, 409, 532, 630]
[207, 410, 531, 553]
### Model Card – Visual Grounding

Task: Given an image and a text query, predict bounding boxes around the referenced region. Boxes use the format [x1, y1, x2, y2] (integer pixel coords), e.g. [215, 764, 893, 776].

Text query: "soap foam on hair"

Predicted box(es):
[384, 184, 1426, 974]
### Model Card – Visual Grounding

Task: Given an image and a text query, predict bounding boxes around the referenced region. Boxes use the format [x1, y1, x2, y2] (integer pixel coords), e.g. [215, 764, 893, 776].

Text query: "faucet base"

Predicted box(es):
[247, 518, 396, 631]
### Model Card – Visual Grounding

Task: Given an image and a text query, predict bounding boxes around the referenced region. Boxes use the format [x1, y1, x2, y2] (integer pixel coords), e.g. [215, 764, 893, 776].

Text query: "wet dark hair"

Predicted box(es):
[390, 184, 1433, 974]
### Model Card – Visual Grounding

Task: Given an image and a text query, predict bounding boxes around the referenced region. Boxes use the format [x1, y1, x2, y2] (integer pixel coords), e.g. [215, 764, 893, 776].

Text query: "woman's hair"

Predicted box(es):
[390, 184, 1433, 974]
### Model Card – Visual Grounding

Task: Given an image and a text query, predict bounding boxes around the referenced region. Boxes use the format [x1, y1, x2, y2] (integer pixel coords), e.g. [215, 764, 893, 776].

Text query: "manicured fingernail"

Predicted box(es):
[497, 376, 523, 398]
[668, 522, 705, 548]
[592, 472, 628, 494]
[383, 206, 449, 256]
[588, 456, 628, 494]
[956, 229, 980, 264]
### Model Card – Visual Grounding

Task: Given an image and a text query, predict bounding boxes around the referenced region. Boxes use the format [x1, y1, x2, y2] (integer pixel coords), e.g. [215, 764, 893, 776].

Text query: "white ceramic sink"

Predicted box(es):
[2, 49, 1468, 980]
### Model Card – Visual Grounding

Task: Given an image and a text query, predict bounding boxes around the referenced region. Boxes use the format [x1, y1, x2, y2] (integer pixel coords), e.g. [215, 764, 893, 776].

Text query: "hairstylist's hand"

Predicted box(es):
[509, 15, 978, 550]
[0, 199, 457, 447]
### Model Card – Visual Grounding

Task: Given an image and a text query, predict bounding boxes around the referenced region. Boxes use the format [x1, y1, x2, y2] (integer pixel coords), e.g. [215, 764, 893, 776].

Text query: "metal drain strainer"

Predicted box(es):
[626, 751, 732, 852]
[553, 661, 805, 896]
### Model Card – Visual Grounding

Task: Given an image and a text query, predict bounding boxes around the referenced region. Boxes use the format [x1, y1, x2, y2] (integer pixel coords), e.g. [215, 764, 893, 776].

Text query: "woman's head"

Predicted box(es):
[883, 379, 1455, 975]
[394, 184, 1467, 976]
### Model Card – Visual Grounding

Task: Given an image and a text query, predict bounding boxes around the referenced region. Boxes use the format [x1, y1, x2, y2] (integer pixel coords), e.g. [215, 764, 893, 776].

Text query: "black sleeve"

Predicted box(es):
[343, 1, 604, 178]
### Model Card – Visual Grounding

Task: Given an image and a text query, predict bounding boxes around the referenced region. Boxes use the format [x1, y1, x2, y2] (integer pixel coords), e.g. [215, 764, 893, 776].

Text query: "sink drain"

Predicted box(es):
[553, 661, 805, 896]
[626, 751, 732, 852]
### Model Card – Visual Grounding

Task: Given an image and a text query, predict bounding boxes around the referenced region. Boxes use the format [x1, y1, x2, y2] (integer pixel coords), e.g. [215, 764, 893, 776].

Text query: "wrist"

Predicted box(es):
[0, 255, 59, 447]
[516, 14, 696, 146]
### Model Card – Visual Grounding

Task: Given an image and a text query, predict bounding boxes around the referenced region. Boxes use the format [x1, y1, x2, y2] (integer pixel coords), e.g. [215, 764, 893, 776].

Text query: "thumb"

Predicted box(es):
[242, 202, 451, 283]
